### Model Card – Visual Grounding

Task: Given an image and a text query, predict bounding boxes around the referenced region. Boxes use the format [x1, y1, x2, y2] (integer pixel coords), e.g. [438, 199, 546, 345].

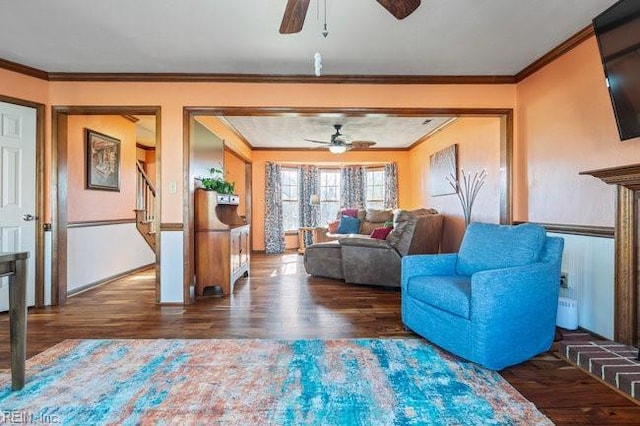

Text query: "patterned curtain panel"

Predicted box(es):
[384, 162, 399, 209]
[298, 166, 320, 246]
[264, 162, 285, 254]
[340, 166, 366, 209]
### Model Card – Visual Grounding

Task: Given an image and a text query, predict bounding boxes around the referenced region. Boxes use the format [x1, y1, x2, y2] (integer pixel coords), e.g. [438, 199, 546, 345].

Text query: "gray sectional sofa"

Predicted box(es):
[304, 208, 444, 287]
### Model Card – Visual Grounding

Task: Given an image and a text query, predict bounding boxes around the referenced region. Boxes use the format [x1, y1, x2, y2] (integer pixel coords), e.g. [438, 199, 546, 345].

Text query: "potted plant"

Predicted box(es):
[196, 167, 235, 195]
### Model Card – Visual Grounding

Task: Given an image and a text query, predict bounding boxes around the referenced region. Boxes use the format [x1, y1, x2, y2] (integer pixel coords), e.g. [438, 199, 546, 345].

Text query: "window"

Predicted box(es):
[365, 168, 385, 210]
[319, 169, 340, 225]
[281, 168, 299, 231]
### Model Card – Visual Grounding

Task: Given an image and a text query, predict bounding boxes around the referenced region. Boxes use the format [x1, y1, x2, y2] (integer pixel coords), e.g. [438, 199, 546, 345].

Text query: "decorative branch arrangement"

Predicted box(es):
[446, 168, 487, 226]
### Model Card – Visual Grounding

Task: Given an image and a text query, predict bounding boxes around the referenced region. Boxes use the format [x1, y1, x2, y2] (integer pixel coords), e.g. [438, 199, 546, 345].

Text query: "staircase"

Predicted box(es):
[134, 160, 156, 252]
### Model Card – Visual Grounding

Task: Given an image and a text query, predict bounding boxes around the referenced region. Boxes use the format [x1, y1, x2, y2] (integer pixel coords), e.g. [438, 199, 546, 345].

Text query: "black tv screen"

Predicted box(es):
[593, 0, 640, 141]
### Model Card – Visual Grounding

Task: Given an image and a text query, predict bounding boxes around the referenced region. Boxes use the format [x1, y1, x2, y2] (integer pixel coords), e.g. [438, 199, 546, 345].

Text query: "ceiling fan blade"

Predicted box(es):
[304, 138, 331, 144]
[350, 141, 377, 149]
[280, 0, 311, 34]
[375, 0, 421, 20]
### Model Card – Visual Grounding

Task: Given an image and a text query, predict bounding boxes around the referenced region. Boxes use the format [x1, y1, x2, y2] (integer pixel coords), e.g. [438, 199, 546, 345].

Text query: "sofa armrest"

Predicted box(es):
[340, 237, 404, 287]
[313, 227, 330, 244]
[401, 253, 458, 286]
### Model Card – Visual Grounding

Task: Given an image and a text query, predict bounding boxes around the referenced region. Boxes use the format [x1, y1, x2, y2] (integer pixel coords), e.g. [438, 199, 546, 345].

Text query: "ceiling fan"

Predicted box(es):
[280, 0, 421, 34]
[304, 124, 377, 154]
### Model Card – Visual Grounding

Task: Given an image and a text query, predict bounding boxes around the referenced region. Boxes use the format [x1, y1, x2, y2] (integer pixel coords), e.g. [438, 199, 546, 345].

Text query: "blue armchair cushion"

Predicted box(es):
[337, 215, 361, 234]
[406, 275, 472, 319]
[456, 222, 547, 276]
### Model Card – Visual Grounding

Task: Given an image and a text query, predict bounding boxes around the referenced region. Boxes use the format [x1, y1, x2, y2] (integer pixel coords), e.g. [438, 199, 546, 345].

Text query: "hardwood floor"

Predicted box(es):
[1, 252, 638, 424]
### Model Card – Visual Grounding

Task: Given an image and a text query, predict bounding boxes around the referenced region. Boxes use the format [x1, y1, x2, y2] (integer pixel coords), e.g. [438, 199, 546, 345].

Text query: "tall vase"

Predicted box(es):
[463, 209, 471, 227]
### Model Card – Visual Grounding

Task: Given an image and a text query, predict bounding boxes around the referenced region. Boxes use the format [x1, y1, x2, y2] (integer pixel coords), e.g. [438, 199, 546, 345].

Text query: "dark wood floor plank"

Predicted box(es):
[0, 253, 637, 425]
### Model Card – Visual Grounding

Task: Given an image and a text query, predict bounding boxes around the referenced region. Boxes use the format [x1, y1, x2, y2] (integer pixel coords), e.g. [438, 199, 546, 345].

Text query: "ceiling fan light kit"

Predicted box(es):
[305, 124, 376, 154]
[329, 144, 347, 154]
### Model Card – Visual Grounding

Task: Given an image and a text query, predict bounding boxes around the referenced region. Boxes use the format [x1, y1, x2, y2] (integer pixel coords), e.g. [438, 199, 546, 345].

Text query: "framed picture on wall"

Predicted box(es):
[86, 128, 121, 191]
[429, 144, 457, 196]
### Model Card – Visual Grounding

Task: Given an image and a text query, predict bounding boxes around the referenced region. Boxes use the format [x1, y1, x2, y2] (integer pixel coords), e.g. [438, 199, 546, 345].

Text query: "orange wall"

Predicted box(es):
[67, 115, 137, 222]
[251, 150, 411, 251]
[136, 148, 157, 186]
[145, 149, 156, 187]
[44, 81, 515, 223]
[409, 117, 502, 252]
[8, 41, 631, 230]
[2, 68, 518, 244]
[197, 116, 252, 162]
[0, 69, 49, 104]
[224, 150, 246, 217]
[516, 35, 640, 226]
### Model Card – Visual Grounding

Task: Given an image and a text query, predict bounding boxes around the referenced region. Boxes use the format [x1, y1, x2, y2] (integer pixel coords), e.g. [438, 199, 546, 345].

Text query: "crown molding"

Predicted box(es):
[0, 58, 49, 80]
[251, 147, 410, 152]
[45, 73, 515, 84]
[0, 26, 593, 84]
[516, 25, 595, 82]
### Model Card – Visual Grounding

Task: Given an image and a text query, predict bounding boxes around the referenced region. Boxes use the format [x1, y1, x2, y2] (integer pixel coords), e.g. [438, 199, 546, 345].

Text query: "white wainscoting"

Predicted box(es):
[67, 223, 155, 293]
[549, 232, 614, 339]
[160, 230, 184, 303]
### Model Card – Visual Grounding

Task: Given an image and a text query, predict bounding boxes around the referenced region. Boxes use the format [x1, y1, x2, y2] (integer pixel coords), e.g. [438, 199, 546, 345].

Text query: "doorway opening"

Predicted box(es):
[52, 106, 161, 305]
[182, 107, 512, 301]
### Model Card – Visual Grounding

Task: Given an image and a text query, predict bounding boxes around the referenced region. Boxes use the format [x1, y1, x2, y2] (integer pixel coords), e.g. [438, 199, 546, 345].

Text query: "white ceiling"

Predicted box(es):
[3, 1, 617, 150]
[223, 115, 456, 149]
[0, 0, 617, 76]
[134, 116, 156, 147]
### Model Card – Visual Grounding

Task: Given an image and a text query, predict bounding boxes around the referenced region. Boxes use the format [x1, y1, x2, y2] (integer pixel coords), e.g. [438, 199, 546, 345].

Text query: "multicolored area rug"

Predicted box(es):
[0, 339, 551, 425]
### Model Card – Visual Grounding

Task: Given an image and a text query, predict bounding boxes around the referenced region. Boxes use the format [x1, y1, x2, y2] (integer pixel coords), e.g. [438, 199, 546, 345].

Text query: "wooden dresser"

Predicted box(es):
[194, 188, 250, 296]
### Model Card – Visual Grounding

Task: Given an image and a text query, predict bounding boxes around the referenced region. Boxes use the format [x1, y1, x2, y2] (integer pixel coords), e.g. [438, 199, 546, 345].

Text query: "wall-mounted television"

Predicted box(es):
[593, 0, 640, 141]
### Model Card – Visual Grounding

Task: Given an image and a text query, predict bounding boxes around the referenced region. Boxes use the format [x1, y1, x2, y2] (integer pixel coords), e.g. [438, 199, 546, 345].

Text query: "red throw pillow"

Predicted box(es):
[341, 208, 359, 218]
[370, 226, 394, 240]
[327, 220, 340, 233]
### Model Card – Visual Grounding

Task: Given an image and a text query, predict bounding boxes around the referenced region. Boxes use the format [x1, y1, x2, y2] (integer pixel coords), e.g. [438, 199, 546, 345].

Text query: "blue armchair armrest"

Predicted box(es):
[401, 254, 458, 289]
[469, 261, 560, 361]
[471, 261, 559, 319]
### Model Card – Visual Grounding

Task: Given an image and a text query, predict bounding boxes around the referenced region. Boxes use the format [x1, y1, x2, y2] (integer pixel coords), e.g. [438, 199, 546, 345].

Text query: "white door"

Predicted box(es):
[0, 101, 36, 311]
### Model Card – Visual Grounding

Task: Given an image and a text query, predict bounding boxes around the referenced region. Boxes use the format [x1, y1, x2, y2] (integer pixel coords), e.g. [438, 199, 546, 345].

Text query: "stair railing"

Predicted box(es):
[136, 160, 156, 231]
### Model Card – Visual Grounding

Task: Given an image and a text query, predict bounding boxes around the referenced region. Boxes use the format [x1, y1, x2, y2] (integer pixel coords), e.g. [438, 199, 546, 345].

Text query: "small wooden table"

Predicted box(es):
[297, 227, 316, 254]
[0, 251, 29, 390]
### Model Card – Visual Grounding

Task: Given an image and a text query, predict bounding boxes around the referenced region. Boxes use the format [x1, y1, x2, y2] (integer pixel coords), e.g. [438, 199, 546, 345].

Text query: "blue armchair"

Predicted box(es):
[401, 222, 564, 370]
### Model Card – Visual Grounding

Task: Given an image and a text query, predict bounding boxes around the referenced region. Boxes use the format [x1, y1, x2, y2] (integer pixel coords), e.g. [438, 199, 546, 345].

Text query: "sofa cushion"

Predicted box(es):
[366, 209, 393, 223]
[341, 208, 359, 218]
[370, 226, 394, 240]
[456, 222, 547, 276]
[337, 215, 361, 234]
[360, 221, 385, 235]
[406, 275, 472, 319]
[327, 220, 340, 233]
